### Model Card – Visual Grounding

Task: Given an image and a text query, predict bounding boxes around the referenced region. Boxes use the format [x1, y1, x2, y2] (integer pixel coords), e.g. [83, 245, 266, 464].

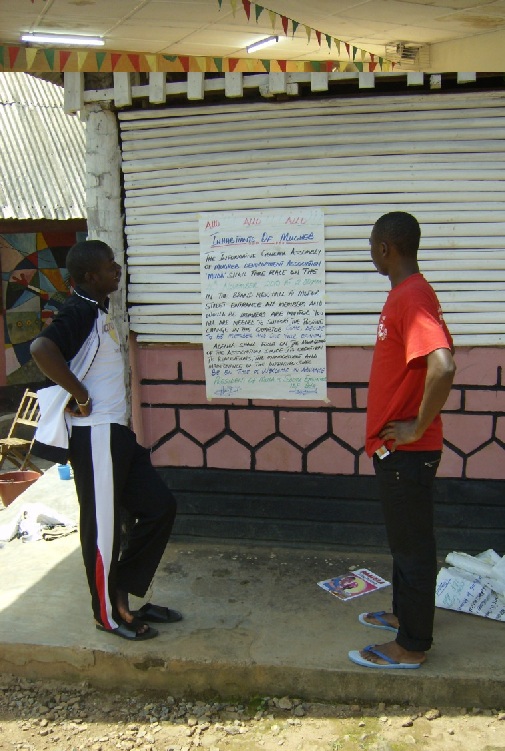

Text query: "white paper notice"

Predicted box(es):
[199, 208, 327, 400]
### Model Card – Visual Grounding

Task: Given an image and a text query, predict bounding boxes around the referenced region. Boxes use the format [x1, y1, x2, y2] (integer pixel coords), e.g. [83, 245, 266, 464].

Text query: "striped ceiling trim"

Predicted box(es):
[0, 46, 393, 74]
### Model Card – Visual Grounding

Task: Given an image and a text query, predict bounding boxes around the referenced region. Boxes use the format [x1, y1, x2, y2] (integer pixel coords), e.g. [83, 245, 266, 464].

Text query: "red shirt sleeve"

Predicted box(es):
[401, 284, 453, 365]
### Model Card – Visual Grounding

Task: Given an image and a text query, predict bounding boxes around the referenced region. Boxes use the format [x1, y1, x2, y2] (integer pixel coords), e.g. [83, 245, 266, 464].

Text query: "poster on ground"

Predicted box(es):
[199, 208, 326, 400]
[318, 569, 391, 601]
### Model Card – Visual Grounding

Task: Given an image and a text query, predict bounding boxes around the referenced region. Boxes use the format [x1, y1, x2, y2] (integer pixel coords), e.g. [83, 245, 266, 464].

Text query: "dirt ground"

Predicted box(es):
[1, 674, 504, 751]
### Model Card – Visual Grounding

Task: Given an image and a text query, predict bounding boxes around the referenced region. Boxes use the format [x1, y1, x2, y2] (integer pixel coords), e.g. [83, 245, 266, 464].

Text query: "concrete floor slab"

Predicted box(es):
[0, 466, 504, 708]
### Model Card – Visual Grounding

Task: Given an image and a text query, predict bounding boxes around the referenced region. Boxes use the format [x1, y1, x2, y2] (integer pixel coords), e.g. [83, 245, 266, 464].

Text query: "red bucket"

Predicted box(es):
[0, 470, 41, 507]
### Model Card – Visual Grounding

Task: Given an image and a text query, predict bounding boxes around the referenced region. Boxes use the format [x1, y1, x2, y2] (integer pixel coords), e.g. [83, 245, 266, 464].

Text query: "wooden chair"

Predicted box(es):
[0, 389, 42, 473]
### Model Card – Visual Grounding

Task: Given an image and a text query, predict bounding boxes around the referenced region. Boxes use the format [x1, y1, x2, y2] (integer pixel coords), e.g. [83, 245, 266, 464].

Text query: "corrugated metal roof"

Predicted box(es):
[0, 72, 86, 221]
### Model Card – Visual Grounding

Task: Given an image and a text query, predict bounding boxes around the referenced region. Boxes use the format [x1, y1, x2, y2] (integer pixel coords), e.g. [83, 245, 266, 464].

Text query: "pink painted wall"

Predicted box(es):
[131, 342, 505, 480]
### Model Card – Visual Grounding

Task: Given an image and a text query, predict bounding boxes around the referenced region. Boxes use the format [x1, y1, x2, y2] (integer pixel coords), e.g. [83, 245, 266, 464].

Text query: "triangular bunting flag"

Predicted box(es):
[278, 59, 287, 72]
[312, 60, 321, 72]
[361, 48, 366, 61]
[128, 53, 140, 71]
[163, 54, 178, 62]
[9, 46, 20, 68]
[369, 61, 377, 72]
[315, 30, 322, 46]
[195, 56, 206, 71]
[59, 50, 72, 70]
[78, 51, 88, 70]
[214, 57, 223, 72]
[325, 34, 332, 49]
[345, 42, 350, 57]
[228, 57, 238, 71]
[281, 15, 288, 35]
[304, 25, 311, 42]
[292, 20, 299, 36]
[179, 55, 190, 71]
[218, 0, 223, 7]
[43, 48, 55, 69]
[352, 46, 357, 61]
[255, 4, 263, 21]
[355, 61, 363, 72]
[230, 0, 237, 16]
[146, 54, 157, 71]
[25, 47, 38, 69]
[261, 58, 271, 72]
[268, 10, 276, 29]
[334, 39, 340, 55]
[96, 51, 106, 70]
[378, 56, 384, 70]
[242, 0, 251, 19]
[111, 53, 122, 71]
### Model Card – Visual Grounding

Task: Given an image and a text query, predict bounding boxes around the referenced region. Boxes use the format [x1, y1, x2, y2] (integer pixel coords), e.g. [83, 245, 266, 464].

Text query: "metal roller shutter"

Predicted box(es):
[119, 90, 505, 346]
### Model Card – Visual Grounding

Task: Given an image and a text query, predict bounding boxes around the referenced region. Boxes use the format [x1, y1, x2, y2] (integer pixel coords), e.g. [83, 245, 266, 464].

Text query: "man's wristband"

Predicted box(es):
[76, 394, 90, 408]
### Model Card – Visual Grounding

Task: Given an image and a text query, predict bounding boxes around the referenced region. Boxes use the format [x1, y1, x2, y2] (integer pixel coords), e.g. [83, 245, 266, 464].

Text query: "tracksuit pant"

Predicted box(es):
[373, 449, 441, 653]
[69, 423, 177, 630]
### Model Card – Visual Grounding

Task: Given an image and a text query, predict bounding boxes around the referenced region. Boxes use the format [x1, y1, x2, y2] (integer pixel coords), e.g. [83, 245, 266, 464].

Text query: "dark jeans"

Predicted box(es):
[373, 449, 441, 652]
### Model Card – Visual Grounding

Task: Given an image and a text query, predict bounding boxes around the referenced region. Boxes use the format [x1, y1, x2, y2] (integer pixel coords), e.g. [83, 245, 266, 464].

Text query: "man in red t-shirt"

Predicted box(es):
[349, 212, 456, 670]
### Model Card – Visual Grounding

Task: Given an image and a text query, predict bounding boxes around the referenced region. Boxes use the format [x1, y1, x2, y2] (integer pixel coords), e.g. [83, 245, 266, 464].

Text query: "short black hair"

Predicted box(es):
[373, 212, 421, 258]
[66, 240, 112, 283]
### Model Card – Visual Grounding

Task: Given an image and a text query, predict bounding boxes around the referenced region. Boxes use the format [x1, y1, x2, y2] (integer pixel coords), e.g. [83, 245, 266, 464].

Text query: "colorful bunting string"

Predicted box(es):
[0, 45, 394, 73]
[17, 1, 394, 74]
[219, 0, 394, 66]
[10, 0, 397, 76]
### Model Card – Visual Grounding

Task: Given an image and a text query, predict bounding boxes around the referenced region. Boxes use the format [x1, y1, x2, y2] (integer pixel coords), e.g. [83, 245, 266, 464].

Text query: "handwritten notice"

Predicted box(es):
[199, 208, 327, 400]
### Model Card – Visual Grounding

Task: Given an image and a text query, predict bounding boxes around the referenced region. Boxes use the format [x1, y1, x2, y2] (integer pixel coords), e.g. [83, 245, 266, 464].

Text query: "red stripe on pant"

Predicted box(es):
[95, 548, 112, 629]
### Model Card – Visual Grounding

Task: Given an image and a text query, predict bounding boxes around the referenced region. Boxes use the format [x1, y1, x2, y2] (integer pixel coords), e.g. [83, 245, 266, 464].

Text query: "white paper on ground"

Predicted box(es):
[0, 502, 75, 542]
[435, 549, 505, 622]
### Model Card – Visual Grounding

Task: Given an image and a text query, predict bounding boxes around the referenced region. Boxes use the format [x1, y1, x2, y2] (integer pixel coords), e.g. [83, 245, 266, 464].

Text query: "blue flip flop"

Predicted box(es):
[358, 610, 398, 633]
[348, 645, 421, 670]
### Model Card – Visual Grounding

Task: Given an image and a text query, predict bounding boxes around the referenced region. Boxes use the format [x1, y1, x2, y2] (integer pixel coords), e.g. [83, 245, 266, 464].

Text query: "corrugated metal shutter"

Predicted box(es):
[119, 90, 505, 346]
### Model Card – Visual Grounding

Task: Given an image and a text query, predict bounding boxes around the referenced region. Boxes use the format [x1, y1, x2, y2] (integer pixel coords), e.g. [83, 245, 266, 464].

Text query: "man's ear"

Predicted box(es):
[379, 240, 389, 259]
[82, 269, 95, 284]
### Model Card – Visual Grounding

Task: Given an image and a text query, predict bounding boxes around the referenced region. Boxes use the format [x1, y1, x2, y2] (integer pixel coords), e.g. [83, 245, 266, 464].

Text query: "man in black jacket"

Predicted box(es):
[31, 239, 180, 641]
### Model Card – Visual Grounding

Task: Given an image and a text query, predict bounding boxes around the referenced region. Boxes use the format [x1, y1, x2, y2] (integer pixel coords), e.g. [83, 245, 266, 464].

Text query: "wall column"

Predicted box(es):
[84, 104, 130, 411]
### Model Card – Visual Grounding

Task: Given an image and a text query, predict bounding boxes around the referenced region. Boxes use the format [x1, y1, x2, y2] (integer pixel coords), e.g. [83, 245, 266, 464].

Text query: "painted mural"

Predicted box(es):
[0, 230, 85, 384]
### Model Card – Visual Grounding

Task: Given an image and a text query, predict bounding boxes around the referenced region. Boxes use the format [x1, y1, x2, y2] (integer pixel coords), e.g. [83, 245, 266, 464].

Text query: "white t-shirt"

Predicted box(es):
[70, 309, 127, 427]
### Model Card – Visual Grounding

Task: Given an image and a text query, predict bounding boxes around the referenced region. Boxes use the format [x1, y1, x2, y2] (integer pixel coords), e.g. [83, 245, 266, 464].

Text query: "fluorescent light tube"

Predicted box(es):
[21, 33, 105, 47]
[246, 36, 279, 53]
